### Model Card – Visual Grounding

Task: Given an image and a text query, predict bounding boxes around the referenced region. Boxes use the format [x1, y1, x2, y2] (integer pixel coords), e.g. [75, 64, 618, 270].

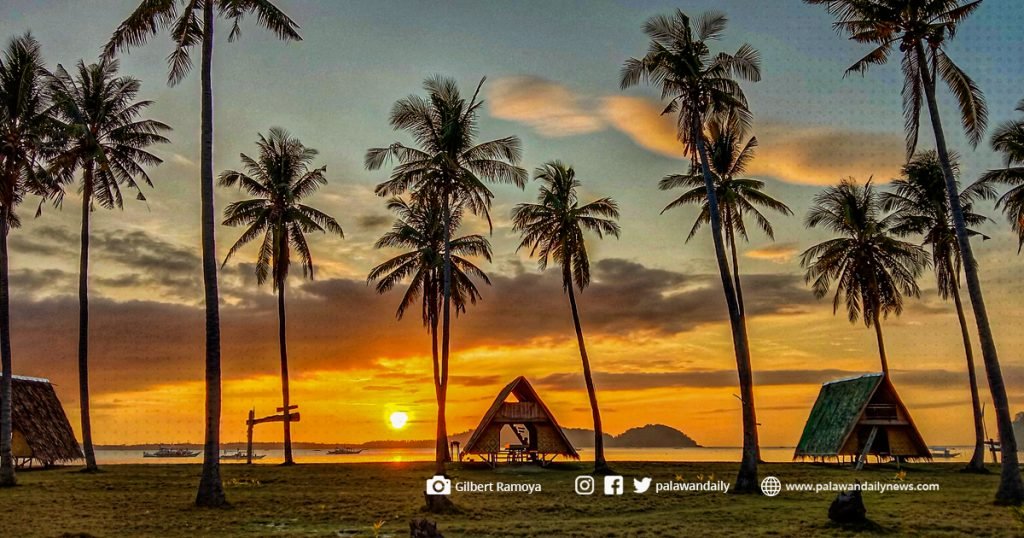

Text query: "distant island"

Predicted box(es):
[98, 423, 700, 451]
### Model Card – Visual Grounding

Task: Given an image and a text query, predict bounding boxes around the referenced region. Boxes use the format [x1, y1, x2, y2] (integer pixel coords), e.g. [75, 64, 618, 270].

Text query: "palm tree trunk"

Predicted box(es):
[429, 282, 449, 464]
[78, 174, 98, 472]
[724, 210, 745, 317]
[195, 0, 226, 507]
[0, 210, 15, 487]
[915, 42, 1023, 504]
[694, 125, 759, 494]
[278, 281, 294, 465]
[565, 272, 608, 473]
[872, 311, 890, 376]
[947, 258, 987, 472]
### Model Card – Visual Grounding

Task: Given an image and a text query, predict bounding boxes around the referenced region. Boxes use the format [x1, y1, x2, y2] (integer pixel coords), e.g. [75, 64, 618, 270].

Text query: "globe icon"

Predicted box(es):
[760, 476, 782, 497]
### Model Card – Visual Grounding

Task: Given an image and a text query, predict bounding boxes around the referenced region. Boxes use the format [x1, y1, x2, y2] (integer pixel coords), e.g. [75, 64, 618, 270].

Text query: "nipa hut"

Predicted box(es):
[461, 376, 579, 466]
[0, 376, 82, 467]
[794, 373, 930, 464]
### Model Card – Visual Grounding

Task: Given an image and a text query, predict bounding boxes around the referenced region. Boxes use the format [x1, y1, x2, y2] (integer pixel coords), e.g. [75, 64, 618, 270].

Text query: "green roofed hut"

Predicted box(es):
[794, 373, 930, 465]
[0, 376, 83, 468]
[461, 376, 579, 467]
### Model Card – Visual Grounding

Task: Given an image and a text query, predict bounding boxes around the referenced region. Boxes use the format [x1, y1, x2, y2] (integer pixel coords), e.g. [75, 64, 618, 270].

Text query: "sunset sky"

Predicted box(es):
[2, 0, 1023, 448]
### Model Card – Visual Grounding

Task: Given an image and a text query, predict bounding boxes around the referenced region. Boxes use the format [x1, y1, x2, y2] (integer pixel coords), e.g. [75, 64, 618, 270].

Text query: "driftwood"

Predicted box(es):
[409, 518, 443, 538]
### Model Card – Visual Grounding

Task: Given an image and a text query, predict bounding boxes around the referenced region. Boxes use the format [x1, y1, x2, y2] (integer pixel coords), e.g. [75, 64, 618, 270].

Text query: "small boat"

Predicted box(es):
[326, 447, 364, 455]
[220, 450, 265, 460]
[143, 447, 200, 458]
[929, 446, 962, 459]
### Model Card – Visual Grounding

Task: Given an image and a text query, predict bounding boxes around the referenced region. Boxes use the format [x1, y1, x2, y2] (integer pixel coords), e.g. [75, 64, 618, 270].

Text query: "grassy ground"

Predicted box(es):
[0, 461, 1020, 537]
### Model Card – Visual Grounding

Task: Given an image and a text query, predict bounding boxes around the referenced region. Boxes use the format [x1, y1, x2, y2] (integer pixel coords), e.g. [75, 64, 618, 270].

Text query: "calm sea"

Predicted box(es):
[93, 446, 975, 465]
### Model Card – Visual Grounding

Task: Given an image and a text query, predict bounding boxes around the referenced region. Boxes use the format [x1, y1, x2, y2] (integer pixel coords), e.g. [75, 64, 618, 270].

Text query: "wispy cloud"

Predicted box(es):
[488, 76, 604, 137]
[746, 242, 800, 263]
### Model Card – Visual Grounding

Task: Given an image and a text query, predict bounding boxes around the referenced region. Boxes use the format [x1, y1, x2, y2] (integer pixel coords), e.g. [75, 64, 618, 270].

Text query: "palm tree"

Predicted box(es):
[368, 197, 492, 464]
[801, 178, 929, 374]
[659, 110, 792, 315]
[0, 33, 57, 488]
[806, 0, 1024, 504]
[48, 58, 170, 473]
[511, 161, 620, 473]
[220, 128, 343, 466]
[881, 151, 990, 472]
[365, 76, 526, 482]
[620, 10, 763, 492]
[977, 99, 1024, 252]
[104, 0, 301, 507]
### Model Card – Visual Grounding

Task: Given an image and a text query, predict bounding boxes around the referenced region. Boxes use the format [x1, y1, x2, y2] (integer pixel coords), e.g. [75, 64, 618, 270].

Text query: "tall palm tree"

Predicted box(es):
[977, 99, 1024, 251]
[220, 128, 343, 466]
[620, 10, 764, 492]
[806, 0, 1024, 504]
[0, 33, 57, 488]
[48, 58, 170, 473]
[104, 0, 301, 507]
[368, 197, 492, 464]
[365, 76, 526, 482]
[882, 151, 990, 472]
[801, 178, 929, 374]
[511, 161, 620, 473]
[659, 110, 792, 315]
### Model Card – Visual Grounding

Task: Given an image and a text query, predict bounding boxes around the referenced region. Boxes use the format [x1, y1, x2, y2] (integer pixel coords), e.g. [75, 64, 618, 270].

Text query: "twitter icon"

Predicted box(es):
[633, 477, 652, 494]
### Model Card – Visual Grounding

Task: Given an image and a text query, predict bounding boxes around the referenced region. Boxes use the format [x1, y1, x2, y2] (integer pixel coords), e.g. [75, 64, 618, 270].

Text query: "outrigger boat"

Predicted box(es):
[326, 447, 364, 455]
[220, 450, 265, 460]
[143, 447, 200, 458]
[929, 446, 962, 459]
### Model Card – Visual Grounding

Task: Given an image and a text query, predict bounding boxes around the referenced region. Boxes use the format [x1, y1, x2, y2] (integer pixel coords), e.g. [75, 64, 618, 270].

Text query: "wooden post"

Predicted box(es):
[246, 408, 255, 465]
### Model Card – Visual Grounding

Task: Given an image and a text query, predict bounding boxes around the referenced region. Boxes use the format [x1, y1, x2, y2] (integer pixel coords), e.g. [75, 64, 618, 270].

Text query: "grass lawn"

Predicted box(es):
[0, 461, 1020, 537]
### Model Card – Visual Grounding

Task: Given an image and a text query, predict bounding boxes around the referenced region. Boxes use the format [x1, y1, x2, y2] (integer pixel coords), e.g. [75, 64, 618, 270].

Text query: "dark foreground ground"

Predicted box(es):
[0, 462, 1020, 537]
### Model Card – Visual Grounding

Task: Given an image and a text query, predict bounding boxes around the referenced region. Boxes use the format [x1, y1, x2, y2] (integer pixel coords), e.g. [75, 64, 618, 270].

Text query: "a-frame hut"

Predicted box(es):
[794, 373, 930, 463]
[462, 376, 579, 466]
[0, 376, 82, 468]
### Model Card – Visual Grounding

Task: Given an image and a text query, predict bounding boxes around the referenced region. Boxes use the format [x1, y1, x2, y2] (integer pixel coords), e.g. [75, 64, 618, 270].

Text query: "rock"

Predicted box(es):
[409, 518, 443, 538]
[828, 483, 867, 523]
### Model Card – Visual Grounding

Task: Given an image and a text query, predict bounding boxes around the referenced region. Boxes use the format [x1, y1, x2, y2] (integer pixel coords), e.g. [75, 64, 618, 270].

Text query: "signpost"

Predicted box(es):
[245, 407, 301, 464]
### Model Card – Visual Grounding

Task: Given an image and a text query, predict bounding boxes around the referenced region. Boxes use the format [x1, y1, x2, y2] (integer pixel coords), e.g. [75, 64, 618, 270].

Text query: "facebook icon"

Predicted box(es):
[603, 475, 624, 495]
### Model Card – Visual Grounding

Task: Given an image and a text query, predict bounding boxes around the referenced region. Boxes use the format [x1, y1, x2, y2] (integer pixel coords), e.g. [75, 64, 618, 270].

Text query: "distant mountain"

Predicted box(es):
[562, 427, 614, 448]
[571, 424, 700, 448]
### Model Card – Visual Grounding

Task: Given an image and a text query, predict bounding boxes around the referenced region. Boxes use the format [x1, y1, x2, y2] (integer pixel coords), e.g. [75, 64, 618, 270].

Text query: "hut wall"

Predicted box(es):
[12, 430, 31, 458]
[534, 424, 568, 453]
[839, 431, 859, 456]
[472, 425, 502, 454]
[887, 428, 918, 456]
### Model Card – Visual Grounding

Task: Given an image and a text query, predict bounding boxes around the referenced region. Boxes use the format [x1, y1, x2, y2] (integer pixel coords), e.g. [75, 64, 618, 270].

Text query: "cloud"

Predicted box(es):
[745, 242, 800, 263]
[488, 76, 604, 137]
[356, 214, 392, 231]
[534, 367, 1024, 392]
[487, 76, 905, 184]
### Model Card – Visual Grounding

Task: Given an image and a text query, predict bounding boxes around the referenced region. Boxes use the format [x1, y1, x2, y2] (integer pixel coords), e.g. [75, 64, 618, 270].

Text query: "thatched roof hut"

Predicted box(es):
[794, 373, 930, 462]
[1, 375, 82, 467]
[462, 376, 579, 466]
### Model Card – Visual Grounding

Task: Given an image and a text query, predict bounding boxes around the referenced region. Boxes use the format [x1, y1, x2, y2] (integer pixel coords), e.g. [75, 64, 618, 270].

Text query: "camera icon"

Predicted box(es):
[575, 475, 595, 495]
[426, 475, 452, 496]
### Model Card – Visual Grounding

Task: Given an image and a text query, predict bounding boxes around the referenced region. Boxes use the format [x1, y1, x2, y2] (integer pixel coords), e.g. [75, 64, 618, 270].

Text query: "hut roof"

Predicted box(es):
[794, 373, 929, 459]
[2, 375, 82, 464]
[462, 376, 579, 459]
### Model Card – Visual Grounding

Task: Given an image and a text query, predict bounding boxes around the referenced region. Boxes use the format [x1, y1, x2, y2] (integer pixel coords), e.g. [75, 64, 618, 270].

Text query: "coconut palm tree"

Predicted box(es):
[659, 110, 792, 315]
[881, 151, 990, 472]
[104, 0, 301, 507]
[365, 76, 526, 483]
[368, 197, 492, 463]
[511, 161, 620, 473]
[805, 0, 1024, 504]
[47, 58, 171, 473]
[0, 33, 58, 488]
[220, 128, 343, 466]
[976, 99, 1024, 252]
[801, 178, 929, 374]
[620, 9, 763, 492]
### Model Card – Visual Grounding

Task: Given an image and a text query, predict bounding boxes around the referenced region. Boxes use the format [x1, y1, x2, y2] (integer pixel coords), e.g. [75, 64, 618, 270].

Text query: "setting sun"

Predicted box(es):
[388, 411, 408, 430]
